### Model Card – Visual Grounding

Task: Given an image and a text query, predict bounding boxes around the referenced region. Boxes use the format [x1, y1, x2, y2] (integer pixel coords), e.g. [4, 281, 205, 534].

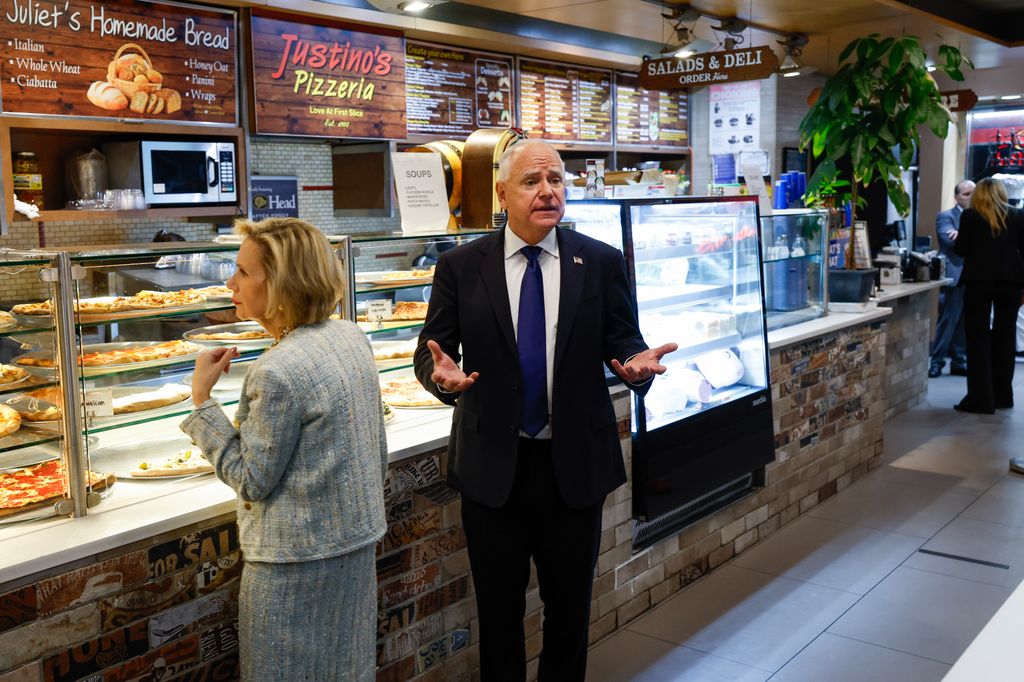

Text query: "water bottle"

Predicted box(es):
[774, 233, 790, 259]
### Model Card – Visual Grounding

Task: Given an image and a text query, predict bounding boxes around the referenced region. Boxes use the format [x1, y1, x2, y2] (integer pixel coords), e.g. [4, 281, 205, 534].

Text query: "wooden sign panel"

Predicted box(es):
[406, 41, 514, 138]
[518, 58, 611, 144]
[0, 0, 236, 123]
[250, 11, 405, 139]
[940, 89, 978, 112]
[639, 46, 779, 90]
[615, 72, 688, 147]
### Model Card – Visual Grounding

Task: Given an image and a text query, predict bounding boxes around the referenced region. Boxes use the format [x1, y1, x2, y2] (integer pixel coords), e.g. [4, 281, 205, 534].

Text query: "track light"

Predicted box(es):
[777, 34, 812, 78]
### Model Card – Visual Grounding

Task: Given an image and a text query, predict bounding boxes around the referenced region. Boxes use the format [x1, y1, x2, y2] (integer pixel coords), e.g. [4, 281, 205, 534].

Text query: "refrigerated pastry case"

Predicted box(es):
[563, 197, 775, 550]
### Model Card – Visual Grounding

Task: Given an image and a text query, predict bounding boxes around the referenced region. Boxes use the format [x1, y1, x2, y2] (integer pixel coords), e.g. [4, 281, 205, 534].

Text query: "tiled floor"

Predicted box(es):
[587, 366, 1024, 681]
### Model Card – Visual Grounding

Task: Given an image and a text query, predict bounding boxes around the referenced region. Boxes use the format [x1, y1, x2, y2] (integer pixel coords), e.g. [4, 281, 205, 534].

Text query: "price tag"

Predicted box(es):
[367, 300, 393, 321]
[84, 389, 114, 418]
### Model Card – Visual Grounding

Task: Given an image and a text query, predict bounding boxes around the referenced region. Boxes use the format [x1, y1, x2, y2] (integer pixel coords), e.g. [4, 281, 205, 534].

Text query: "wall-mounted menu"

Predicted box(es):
[517, 58, 611, 144]
[615, 73, 688, 147]
[249, 10, 405, 139]
[406, 41, 513, 138]
[0, 0, 236, 124]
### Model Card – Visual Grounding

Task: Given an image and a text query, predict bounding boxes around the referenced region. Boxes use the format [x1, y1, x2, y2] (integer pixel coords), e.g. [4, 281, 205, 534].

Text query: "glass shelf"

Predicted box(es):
[0, 430, 61, 455]
[355, 282, 433, 295]
[358, 321, 425, 335]
[0, 377, 55, 398]
[350, 229, 495, 243]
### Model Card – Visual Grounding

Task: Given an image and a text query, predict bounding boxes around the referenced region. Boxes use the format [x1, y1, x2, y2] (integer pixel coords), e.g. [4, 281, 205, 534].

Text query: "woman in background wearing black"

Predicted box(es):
[953, 177, 1024, 413]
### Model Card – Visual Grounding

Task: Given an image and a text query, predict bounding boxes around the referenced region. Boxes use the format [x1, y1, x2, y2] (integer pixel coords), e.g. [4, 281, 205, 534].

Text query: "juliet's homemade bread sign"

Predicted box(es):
[0, 0, 236, 124]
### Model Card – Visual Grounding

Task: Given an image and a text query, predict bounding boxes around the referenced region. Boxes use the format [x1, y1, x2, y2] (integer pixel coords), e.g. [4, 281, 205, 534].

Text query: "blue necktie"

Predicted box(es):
[518, 246, 547, 437]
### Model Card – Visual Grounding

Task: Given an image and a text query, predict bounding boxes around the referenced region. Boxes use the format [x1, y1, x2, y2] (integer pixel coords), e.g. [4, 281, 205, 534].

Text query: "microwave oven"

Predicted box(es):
[103, 140, 237, 206]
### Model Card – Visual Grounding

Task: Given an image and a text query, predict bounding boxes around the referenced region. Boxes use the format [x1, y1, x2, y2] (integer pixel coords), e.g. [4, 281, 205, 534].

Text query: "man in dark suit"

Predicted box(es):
[929, 179, 975, 378]
[414, 139, 676, 682]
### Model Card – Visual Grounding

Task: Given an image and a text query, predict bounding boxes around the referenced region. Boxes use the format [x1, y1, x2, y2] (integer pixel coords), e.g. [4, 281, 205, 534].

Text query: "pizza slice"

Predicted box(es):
[191, 330, 272, 341]
[0, 459, 113, 516]
[0, 310, 15, 327]
[130, 447, 213, 478]
[0, 364, 29, 387]
[380, 377, 445, 408]
[128, 290, 205, 309]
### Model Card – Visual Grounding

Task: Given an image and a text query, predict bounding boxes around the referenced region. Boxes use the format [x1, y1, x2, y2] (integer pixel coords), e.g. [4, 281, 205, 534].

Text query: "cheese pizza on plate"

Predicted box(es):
[380, 377, 445, 408]
[15, 340, 200, 369]
[191, 329, 271, 341]
[10, 384, 191, 422]
[0, 310, 15, 328]
[128, 290, 205, 309]
[0, 364, 29, 388]
[0, 459, 113, 516]
[11, 297, 135, 316]
[131, 447, 213, 478]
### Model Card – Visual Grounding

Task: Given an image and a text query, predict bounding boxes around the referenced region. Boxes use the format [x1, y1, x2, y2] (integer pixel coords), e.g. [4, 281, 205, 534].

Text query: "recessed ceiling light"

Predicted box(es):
[398, 1, 432, 11]
[1000, 94, 1023, 101]
[673, 47, 696, 59]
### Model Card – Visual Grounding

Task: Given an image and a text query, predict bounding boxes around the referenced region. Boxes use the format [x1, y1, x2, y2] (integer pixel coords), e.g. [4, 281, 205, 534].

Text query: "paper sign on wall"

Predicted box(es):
[741, 164, 771, 215]
[391, 153, 452, 234]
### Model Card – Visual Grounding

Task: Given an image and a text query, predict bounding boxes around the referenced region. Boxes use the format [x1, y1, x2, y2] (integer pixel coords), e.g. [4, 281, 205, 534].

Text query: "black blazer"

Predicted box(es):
[954, 207, 1024, 285]
[414, 228, 649, 509]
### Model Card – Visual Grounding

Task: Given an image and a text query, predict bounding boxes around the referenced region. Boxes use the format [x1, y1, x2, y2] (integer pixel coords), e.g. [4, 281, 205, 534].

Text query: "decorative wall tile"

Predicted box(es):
[378, 601, 417, 640]
[377, 548, 413, 582]
[385, 491, 413, 523]
[411, 528, 465, 567]
[0, 662, 40, 682]
[147, 524, 238, 580]
[197, 620, 238, 663]
[379, 509, 441, 555]
[377, 613, 443, 666]
[38, 552, 148, 617]
[99, 634, 199, 682]
[415, 576, 471, 621]
[384, 456, 442, 500]
[0, 585, 37, 634]
[147, 586, 237, 649]
[164, 652, 238, 682]
[195, 552, 242, 596]
[0, 603, 99, 673]
[413, 482, 460, 507]
[379, 564, 442, 609]
[40, 617, 146, 682]
[99, 572, 195, 632]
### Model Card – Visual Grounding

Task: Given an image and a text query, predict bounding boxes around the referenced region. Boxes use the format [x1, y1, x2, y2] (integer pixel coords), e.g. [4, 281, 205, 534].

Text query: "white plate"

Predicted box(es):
[8, 384, 193, 430]
[183, 322, 273, 351]
[14, 341, 202, 379]
[90, 435, 213, 481]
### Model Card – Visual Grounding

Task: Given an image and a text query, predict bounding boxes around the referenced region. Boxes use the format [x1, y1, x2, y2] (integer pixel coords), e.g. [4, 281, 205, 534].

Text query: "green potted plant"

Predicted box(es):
[798, 34, 972, 300]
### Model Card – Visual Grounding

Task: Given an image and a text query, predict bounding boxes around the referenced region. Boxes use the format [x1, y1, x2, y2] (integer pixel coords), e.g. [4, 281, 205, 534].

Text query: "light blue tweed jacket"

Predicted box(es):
[181, 319, 388, 563]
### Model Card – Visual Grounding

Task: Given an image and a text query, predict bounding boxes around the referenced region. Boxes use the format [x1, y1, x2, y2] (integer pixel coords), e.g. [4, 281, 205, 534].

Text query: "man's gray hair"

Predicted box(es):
[954, 179, 975, 197]
[496, 139, 565, 183]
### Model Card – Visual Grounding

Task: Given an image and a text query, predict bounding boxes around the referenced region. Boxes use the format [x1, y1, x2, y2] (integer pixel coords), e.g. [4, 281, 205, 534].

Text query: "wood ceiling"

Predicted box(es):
[448, 0, 1024, 93]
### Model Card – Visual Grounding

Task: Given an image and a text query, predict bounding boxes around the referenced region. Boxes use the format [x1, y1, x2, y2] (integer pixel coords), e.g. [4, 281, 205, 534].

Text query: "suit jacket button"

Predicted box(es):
[243, 502, 252, 510]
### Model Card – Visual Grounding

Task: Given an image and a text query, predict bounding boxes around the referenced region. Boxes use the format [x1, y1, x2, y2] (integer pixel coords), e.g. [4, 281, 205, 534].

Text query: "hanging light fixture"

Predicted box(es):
[777, 34, 812, 78]
[658, 7, 714, 59]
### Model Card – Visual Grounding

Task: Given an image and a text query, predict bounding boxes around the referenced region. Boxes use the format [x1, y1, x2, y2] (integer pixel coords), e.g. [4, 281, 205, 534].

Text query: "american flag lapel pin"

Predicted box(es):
[573, 256, 583, 265]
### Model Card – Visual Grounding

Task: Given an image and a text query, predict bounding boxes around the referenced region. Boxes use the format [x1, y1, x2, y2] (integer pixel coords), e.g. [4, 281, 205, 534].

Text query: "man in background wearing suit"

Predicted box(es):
[930, 179, 975, 378]
[414, 139, 676, 682]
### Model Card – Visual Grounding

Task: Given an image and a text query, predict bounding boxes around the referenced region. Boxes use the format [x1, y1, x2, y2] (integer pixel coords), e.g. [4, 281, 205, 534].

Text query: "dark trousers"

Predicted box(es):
[461, 438, 604, 682]
[930, 285, 967, 371]
[962, 282, 1023, 410]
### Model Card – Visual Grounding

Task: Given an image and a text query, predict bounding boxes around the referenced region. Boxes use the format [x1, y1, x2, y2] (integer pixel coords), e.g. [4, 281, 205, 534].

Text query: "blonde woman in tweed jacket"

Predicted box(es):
[182, 218, 387, 681]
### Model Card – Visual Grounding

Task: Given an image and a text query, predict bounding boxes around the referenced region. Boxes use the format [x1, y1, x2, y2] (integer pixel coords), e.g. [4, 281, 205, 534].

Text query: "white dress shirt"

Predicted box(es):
[504, 226, 560, 439]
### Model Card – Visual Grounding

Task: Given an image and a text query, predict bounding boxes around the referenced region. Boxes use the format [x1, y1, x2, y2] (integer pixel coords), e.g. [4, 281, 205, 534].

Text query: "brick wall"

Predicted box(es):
[0, 516, 242, 682]
[881, 292, 934, 419]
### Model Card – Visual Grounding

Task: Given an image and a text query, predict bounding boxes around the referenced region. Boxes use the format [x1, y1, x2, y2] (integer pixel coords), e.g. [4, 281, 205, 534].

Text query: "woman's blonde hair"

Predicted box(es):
[971, 177, 1009, 235]
[233, 217, 344, 330]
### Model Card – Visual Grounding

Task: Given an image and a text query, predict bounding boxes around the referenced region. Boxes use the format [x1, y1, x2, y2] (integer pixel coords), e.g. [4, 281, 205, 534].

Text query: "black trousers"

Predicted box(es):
[962, 282, 1023, 411]
[461, 438, 604, 682]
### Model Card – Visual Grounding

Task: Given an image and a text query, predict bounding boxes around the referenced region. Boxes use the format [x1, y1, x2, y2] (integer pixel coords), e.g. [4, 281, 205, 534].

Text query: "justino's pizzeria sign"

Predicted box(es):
[639, 46, 779, 90]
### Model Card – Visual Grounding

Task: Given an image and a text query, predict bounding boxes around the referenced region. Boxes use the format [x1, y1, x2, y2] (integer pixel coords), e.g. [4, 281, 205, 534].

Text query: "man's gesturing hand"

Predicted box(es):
[428, 339, 479, 393]
[610, 342, 678, 384]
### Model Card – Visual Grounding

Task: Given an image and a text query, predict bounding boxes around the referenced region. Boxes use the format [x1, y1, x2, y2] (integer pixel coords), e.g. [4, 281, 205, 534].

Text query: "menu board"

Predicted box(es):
[406, 42, 513, 138]
[615, 73, 688, 147]
[517, 58, 611, 144]
[249, 11, 405, 139]
[0, 0, 236, 124]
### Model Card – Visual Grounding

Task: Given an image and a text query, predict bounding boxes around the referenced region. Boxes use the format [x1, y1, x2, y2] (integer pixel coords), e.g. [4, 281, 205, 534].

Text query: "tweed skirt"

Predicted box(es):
[239, 546, 376, 681]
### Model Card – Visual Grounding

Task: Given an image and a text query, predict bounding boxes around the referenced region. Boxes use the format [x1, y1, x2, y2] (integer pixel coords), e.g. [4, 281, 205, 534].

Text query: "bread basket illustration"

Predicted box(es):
[106, 43, 163, 95]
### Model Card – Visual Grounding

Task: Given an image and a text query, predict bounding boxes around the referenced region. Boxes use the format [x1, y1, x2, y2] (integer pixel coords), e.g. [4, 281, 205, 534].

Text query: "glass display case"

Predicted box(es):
[0, 240, 355, 525]
[760, 208, 828, 330]
[348, 229, 494, 384]
[563, 197, 775, 549]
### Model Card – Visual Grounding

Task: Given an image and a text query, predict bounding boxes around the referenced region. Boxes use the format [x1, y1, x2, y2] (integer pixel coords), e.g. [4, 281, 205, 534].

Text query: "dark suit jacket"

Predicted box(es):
[414, 227, 649, 509]
[954, 207, 1024, 285]
[935, 206, 964, 282]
